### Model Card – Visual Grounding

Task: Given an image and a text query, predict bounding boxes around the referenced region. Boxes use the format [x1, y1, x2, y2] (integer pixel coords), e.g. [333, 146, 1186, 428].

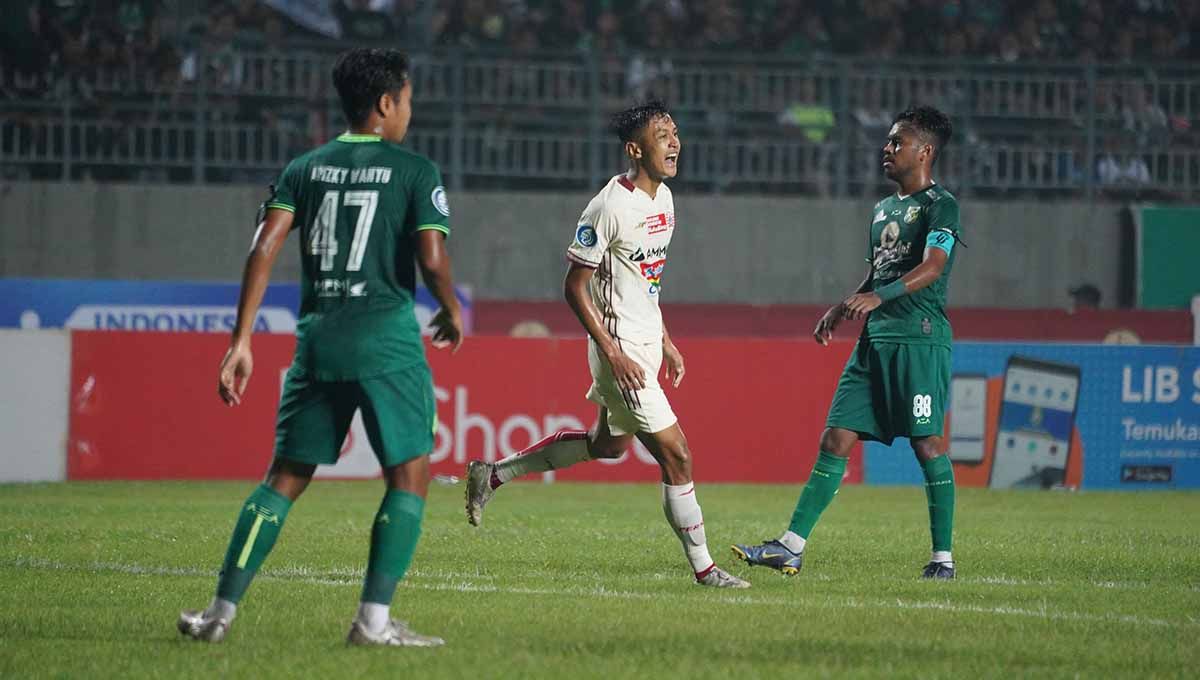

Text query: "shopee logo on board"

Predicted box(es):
[430, 384, 657, 466]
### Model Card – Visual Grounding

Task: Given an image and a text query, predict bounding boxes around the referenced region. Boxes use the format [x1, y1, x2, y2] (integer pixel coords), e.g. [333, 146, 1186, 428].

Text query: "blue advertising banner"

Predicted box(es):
[0, 279, 472, 335]
[865, 342, 1200, 490]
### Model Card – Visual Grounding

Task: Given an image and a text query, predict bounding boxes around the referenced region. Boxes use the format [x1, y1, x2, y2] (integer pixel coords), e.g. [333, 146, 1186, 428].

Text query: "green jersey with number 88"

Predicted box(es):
[267, 133, 451, 381]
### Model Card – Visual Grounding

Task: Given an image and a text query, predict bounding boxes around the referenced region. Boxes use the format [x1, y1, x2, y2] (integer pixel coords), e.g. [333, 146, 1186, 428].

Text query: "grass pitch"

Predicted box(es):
[1, 481, 1197, 678]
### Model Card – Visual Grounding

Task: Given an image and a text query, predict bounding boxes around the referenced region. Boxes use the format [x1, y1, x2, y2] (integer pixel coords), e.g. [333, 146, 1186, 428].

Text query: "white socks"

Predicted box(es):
[932, 550, 954, 565]
[778, 530, 806, 554]
[357, 601, 390, 634]
[493, 431, 591, 486]
[662, 482, 714, 575]
[204, 597, 237, 622]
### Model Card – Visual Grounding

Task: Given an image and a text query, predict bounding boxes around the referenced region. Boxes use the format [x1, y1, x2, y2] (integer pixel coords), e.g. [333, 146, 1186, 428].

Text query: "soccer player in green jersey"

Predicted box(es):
[177, 48, 464, 646]
[733, 106, 962, 579]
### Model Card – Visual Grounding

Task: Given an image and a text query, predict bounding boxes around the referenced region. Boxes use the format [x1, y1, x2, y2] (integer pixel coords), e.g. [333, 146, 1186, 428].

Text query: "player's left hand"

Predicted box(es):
[663, 340, 685, 388]
[218, 342, 253, 407]
[842, 292, 883, 320]
[429, 307, 464, 353]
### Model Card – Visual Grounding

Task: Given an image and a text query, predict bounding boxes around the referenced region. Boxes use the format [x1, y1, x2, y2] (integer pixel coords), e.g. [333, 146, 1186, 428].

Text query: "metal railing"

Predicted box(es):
[2, 47, 1197, 199]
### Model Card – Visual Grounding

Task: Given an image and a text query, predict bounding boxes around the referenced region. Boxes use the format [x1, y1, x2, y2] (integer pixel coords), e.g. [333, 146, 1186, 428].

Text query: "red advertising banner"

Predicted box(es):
[68, 331, 861, 484]
[475, 301, 1194, 344]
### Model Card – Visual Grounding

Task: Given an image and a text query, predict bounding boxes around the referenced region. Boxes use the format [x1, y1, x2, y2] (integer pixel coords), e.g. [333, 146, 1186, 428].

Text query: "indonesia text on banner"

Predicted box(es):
[0, 278, 471, 335]
[67, 332, 860, 483]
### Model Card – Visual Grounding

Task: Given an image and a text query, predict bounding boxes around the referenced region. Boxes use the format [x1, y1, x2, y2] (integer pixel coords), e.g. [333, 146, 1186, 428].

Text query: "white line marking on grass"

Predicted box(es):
[975, 575, 1155, 591]
[4, 556, 1195, 630]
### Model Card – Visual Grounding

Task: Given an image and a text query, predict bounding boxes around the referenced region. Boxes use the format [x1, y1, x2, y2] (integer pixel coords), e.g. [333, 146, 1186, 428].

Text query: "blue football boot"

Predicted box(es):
[921, 561, 956, 579]
[730, 540, 803, 575]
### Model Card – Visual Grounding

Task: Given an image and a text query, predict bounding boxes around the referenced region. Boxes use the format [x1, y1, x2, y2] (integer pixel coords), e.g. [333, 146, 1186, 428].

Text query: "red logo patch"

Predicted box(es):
[644, 213, 674, 234]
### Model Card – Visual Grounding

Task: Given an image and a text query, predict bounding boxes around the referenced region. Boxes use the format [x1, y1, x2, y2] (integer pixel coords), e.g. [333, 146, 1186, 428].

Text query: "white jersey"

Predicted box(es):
[566, 174, 675, 345]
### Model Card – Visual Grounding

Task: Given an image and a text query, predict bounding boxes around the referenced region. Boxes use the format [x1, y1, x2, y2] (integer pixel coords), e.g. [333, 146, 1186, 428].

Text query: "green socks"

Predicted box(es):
[787, 451, 848, 540]
[921, 455, 956, 553]
[361, 490, 425, 605]
[216, 484, 292, 603]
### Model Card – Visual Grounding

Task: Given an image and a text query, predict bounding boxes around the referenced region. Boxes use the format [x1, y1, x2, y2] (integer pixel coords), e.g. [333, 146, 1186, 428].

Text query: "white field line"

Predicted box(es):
[4, 556, 1195, 630]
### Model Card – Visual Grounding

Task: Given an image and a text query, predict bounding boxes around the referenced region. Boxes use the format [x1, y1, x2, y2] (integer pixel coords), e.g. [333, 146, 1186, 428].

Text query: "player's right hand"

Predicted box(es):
[429, 307, 464, 353]
[606, 350, 647, 392]
[218, 342, 253, 407]
[813, 304, 843, 346]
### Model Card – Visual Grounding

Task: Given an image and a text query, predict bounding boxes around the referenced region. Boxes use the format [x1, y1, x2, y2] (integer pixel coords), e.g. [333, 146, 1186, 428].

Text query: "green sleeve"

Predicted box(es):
[927, 195, 961, 239]
[265, 159, 303, 213]
[406, 160, 451, 237]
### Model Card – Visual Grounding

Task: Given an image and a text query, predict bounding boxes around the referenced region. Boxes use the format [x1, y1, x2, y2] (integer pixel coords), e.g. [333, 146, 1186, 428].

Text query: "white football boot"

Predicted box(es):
[177, 609, 230, 642]
[346, 619, 445, 647]
[464, 461, 496, 527]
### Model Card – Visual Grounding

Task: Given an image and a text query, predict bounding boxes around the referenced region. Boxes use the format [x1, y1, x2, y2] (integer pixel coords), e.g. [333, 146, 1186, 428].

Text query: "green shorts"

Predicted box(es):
[274, 362, 436, 468]
[825, 340, 950, 445]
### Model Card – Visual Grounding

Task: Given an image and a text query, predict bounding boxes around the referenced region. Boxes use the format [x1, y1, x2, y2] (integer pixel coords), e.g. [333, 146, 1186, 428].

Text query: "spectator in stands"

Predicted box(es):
[231, 0, 272, 38]
[1109, 26, 1136, 62]
[335, 0, 396, 44]
[109, 0, 159, 43]
[442, 0, 509, 49]
[696, 0, 745, 52]
[851, 77, 892, 196]
[777, 76, 834, 195]
[1096, 138, 1151, 188]
[538, 0, 588, 50]
[1015, 13, 1047, 59]
[584, 8, 625, 53]
[1032, 0, 1069, 58]
[1122, 83, 1169, 149]
[180, 5, 243, 90]
[1148, 21, 1182, 59]
[0, 1, 51, 84]
[994, 31, 1022, 62]
[781, 15, 833, 59]
[1068, 283, 1102, 311]
[1074, 19, 1104, 61]
[1183, 0, 1200, 59]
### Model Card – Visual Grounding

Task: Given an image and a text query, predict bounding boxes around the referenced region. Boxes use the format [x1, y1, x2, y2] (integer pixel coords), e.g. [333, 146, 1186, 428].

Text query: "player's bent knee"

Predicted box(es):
[663, 443, 691, 467]
[587, 439, 626, 460]
[912, 437, 946, 462]
[819, 428, 856, 457]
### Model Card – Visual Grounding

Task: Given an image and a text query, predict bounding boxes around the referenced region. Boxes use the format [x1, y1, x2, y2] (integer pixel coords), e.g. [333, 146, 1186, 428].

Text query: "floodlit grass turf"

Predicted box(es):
[1, 481, 1197, 679]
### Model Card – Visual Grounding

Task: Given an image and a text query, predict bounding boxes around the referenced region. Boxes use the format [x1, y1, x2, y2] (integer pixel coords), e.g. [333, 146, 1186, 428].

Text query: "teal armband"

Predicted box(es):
[876, 280, 907, 302]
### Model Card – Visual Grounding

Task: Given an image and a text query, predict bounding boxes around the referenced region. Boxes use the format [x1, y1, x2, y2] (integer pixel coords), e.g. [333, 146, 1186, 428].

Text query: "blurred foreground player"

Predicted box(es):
[177, 48, 463, 646]
[465, 101, 749, 589]
[734, 106, 963, 579]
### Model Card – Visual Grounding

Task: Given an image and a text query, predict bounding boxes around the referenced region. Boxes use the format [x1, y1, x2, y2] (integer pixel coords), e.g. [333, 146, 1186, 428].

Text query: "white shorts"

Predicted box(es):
[585, 339, 678, 436]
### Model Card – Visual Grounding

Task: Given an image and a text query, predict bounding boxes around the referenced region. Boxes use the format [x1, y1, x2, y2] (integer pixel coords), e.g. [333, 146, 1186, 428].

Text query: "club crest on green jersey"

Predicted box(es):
[904, 206, 922, 224]
[432, 186, 450, 216]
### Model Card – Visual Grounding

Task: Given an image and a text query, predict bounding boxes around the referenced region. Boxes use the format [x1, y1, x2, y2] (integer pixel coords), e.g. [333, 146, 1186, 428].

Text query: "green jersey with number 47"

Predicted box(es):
[267, 133, 451, 380]
[865, 183, 961, 346]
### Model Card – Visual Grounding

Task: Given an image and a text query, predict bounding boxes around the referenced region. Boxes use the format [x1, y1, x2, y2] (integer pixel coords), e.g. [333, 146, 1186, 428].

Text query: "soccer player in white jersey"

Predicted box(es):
[465, 100, 749, 589]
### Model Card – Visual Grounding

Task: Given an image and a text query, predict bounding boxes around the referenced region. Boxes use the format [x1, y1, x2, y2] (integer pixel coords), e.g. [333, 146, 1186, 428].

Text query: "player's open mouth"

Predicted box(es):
[665, 153, 678, 168]
[882, 158, 894, 169]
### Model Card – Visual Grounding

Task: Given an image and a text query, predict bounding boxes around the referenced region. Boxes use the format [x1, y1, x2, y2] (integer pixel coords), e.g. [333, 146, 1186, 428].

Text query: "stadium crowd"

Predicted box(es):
[0, 1, 1196, 195]
[4, 0, 1200, 67]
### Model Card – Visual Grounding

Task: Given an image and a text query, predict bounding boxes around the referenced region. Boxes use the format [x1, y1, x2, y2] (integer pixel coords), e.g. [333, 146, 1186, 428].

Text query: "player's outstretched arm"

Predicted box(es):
[416, 229, 463, 352]
[564, 263, 646, 392]
[843, 247, 949, 321]
[219, 207, 293, 406]
[814, 266, 873, 346]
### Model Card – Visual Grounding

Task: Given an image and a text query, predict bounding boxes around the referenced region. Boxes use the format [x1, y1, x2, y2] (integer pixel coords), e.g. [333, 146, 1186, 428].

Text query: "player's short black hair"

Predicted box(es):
[610, 99, 672, 143]
[893, 106, 953, 161]
[332, 48, 410, 127]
